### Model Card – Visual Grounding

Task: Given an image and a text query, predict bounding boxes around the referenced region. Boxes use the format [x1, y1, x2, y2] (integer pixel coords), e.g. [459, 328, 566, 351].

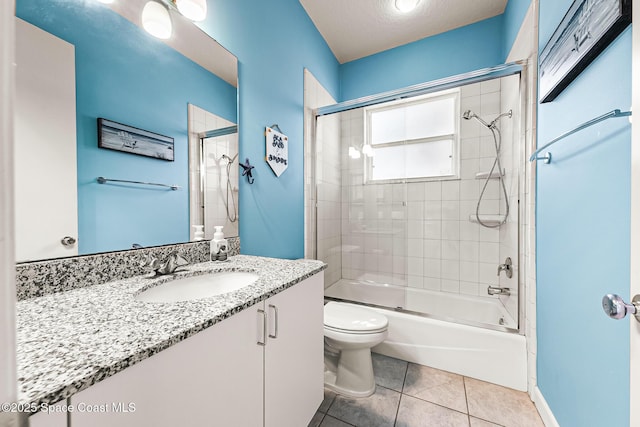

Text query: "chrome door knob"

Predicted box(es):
[602, 294, 640, 321]
[61, 236, 76, 247]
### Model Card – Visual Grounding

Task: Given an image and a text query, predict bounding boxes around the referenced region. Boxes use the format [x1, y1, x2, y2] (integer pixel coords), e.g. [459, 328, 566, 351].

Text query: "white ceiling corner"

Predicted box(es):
[299, 0, 508, 63]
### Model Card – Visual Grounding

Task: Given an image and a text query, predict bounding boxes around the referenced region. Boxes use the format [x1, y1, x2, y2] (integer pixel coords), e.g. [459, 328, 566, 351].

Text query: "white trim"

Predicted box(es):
[0, 0, 17, 426]
[532, 386, 560, 427]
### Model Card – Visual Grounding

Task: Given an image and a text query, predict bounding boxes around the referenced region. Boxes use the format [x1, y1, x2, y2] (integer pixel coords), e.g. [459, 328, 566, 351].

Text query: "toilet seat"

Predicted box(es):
[324, 302, 388, 333]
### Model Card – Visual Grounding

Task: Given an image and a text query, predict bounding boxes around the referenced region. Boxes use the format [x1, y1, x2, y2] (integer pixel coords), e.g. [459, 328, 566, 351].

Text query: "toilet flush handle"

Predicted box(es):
[602, 294, 640, 322]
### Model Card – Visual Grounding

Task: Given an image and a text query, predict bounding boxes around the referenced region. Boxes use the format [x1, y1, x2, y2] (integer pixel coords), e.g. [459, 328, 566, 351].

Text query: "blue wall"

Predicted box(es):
[197, 0, 340, 258]
[16, 0, 237, 254]
[339, 15, 505, 101]
[536, 1, 631, 426]
[502, 0, 532, 60]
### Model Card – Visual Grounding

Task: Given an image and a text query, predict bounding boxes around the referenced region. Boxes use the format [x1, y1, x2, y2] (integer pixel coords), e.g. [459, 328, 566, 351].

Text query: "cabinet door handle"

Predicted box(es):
[268, 304, 278, 339]
[257, 309, 266, 346]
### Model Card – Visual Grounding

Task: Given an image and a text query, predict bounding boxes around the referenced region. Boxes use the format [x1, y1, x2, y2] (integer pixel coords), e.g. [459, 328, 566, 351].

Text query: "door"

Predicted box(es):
[631, 4, 640, 425]
[264, 273, 324, 427]
[71, 305, 263, 427]
[14, 18, 78, 262]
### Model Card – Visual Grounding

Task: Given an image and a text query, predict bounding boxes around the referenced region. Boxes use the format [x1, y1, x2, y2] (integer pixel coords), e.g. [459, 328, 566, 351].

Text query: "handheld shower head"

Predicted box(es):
[463, 109, 490, 127]
[222, 153, 239, 164]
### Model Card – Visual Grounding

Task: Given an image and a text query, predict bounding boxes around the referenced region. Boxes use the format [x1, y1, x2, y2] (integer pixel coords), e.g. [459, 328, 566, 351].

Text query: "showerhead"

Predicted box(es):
[222, 153, 238, 164]
[462, 109, 490, 127]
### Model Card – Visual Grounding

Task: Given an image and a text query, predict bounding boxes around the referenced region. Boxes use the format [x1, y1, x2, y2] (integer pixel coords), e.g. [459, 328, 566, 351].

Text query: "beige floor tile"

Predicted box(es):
[395, 394, 470, 427]
[327, 385, 401, 427]
[402, 363, 468, 413]
[372, 352, 408, 392]
[308, 411, 325, 427]
[464, 377, 543, 427]
[469, 417, 502, 426]
[319, 389, 337, 413]
[320, 415, 354, 427]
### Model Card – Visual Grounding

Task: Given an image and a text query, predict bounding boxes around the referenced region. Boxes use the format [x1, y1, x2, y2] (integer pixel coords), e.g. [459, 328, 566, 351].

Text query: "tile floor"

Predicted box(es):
[309, 353, 544, 427]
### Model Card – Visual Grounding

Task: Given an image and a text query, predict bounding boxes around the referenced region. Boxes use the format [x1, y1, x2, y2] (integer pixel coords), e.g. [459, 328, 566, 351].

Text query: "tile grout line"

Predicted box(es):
[392, 362, 410, 426]
[463, 376, 470, 415]
[464, 375, 471, 427]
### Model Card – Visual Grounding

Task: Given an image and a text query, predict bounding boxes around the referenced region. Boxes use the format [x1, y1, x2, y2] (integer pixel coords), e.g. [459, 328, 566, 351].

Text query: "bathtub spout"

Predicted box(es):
[487, 286, 510, 296]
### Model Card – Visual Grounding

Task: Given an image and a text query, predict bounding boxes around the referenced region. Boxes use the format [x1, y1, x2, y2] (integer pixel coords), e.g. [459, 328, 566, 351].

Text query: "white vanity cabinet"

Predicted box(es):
[66, 272, 323, 427]
[264, 272, 324, 427]
[28, 410, 67, 427]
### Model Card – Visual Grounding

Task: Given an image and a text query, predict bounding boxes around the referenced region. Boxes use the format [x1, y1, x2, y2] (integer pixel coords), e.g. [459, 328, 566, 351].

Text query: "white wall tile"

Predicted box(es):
[441, 181, 460, 200]
[442, 240, 460, 260]
[441, 260, 460, 280]
[424, 258, 441, 278]
[424, 239, 441, 258]
[424, 220, 441, 239]
[441, 279, 460, 293]
[425, 201, 442, 220]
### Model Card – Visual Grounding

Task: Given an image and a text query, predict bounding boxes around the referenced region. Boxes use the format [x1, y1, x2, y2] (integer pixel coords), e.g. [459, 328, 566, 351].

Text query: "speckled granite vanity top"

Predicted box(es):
[16, 255, 325, 408]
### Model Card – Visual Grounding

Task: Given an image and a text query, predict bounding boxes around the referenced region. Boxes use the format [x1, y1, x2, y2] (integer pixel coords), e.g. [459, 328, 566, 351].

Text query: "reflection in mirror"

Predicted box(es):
[14, 0, 238, 262]
[188, 105, 239, 240]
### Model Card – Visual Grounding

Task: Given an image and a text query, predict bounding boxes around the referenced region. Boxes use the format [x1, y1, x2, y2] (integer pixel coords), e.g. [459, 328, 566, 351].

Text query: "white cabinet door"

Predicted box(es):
[264, 272, 324, 427]
[14, 18, 78, 262]
[71, 306, 263, 427]
[29, 410, 67, 427]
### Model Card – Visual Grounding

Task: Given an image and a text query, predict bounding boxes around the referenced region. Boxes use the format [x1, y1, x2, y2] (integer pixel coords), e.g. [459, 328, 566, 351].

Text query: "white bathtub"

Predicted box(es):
[325, 280, 527, 391]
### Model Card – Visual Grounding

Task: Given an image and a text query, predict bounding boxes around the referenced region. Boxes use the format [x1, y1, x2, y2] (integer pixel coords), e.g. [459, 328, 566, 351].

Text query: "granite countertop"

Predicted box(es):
[16, 255, 326, 410]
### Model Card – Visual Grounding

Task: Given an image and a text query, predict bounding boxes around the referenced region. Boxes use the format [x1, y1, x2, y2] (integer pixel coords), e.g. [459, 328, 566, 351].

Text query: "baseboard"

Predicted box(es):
[532, 386, 560, 427]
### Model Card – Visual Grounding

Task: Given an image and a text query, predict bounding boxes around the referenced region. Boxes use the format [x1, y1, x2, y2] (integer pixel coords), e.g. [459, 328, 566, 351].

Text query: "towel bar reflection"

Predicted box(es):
[96, 177, 180, 190]
[529, 109, 632, 164]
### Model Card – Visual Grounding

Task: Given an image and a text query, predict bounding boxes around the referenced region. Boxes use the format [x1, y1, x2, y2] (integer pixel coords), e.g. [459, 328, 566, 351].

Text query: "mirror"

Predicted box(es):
[14, 0, 238, 262]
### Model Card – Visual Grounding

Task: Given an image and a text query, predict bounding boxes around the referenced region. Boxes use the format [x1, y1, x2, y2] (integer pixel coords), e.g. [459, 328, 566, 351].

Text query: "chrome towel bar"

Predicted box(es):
[529, 109, 632, 164]
[96, 177, 180, 190]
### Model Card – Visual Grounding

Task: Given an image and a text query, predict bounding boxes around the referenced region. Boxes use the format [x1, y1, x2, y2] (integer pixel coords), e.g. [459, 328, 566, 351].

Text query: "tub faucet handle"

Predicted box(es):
[497, 257, 512, 278]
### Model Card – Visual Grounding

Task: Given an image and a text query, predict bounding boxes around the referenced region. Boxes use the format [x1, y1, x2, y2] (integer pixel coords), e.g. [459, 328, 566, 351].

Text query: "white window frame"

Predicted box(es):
[363, 89, 461, 184]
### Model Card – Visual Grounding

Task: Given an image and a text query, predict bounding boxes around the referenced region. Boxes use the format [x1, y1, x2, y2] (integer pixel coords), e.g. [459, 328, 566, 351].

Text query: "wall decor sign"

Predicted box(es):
[265, 125, 288, 177]
[539, 0, 631, 103]
[97, 118, 175, 161]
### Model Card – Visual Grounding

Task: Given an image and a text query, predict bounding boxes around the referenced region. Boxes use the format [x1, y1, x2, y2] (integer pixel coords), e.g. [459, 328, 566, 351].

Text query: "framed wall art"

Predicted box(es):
[539, 0, 631, 103]
[98, 118, 175, 161]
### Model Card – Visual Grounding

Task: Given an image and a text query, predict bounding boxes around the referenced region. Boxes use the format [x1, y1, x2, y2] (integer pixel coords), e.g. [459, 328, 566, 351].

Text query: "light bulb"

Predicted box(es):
[362, 144, 373, 157]
[395, 0, 420, 13]
[349, 147, 361, 159]
[142, 1, 172, 40]
[176, 0, 207, 21]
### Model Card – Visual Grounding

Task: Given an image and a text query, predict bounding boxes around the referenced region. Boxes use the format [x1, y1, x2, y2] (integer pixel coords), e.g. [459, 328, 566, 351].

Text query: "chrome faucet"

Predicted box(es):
[497, 257, 513, 278]
[140, 250, 189, 275]
[487, 286, 511, 296]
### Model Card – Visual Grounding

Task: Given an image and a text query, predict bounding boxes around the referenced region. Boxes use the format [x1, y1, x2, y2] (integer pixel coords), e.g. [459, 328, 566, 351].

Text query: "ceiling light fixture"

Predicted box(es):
[395, 0, 420, 13]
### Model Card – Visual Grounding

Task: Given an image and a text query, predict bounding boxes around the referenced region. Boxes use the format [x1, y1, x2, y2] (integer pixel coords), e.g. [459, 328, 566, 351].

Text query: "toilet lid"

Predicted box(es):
[324, 302, 388, 333]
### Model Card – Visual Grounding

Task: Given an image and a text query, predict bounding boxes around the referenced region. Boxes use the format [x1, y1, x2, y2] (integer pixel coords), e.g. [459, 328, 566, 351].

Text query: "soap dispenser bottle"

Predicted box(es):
[210, 226, 229, 261]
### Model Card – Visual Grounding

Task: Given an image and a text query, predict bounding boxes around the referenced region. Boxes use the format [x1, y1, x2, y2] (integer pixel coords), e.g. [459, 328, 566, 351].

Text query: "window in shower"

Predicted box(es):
[365, 90, 460, 182]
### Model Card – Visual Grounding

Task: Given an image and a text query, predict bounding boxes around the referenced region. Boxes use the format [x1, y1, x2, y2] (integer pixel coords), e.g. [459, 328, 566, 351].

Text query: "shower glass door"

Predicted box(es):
[317, 109, 408, 307]
[314, 69, 524, 332]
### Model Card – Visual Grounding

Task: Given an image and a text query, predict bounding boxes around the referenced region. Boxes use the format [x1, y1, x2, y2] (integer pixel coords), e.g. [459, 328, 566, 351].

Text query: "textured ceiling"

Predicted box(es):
[299, 0, 508, 63]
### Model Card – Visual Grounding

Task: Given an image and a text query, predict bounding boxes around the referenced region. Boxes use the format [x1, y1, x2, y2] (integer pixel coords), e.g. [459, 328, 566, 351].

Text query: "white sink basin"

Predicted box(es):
[135, 271, 259, 303]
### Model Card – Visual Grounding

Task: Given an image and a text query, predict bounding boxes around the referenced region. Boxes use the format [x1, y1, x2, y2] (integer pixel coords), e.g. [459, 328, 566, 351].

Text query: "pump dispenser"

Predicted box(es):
[210, 226, 229, 261]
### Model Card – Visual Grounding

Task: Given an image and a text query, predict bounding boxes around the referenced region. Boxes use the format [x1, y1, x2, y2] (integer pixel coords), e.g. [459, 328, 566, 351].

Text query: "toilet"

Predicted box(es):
[323, 302, 389, 397]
